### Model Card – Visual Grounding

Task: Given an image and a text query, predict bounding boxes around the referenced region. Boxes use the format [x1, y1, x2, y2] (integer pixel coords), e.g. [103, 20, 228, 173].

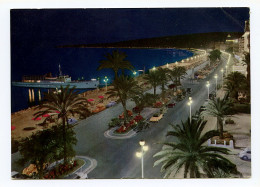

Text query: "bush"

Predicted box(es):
[225, 118, 235, 124]
[233, 103, 251, 114]
[11, 138, 19, 154]
[108, 118, 121, 129]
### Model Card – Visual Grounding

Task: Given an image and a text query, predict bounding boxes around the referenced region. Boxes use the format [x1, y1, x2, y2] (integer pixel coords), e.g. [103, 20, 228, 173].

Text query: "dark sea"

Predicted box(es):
[11, 48, 193, 113]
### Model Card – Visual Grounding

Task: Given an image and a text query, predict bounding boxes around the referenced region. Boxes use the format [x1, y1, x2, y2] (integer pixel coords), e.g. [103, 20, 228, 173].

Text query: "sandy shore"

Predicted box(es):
[11, 50, 207, 141]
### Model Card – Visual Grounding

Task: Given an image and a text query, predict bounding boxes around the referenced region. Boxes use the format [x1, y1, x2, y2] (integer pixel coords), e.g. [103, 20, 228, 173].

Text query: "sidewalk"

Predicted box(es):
[205, 87, 251, 178]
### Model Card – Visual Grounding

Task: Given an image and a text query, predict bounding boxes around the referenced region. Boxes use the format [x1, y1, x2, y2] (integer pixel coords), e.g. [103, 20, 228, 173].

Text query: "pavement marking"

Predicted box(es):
[104, 127, 137, 139]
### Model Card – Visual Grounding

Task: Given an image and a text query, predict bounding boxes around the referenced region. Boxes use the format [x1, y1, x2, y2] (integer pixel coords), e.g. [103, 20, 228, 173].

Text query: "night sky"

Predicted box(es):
[11, 8, 249, 46]
[11, 8, 249, 81]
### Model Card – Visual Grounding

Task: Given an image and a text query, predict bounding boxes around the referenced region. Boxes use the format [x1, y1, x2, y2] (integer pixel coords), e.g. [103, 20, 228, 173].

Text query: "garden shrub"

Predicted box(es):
[225, 118, 235, 124]
[11, 138, 19, 154]
[233, 103, 251, 114]
[108, 118, 121, 129]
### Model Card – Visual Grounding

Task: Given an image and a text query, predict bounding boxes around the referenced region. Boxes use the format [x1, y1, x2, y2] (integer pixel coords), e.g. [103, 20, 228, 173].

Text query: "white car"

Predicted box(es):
[239, 147, 251, 161]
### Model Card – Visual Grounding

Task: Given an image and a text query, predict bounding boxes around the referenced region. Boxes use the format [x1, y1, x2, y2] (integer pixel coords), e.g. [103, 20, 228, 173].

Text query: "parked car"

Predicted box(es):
[192, 111, 200, 120]
[133, 106, 143, 113]
[106, 101, 117, 108]
[186, 88, 192, 94]
[209, 93, 215, 100]
[239, 147, 251, 161]
[150, 113, 163, 122]
[199, 106, 207, 113]
[167, 103, 176, 108]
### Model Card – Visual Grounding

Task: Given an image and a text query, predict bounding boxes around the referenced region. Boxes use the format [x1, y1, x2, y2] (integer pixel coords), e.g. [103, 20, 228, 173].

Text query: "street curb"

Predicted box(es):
[104, 127, 137, 139]
[65, 155, 97, 179]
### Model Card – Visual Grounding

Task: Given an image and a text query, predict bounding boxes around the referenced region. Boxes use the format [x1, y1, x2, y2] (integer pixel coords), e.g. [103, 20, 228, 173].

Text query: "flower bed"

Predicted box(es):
[211, 132, 234, 145]
[44, 160, 79, 179]
[115, 115, 143, 134]
[153, 102, 163, 108]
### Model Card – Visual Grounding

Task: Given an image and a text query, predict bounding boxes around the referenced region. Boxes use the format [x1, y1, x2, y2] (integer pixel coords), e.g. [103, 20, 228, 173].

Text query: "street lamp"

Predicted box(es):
[221, 68, 224, 87]
[136, 140, 148, 179]
[152, 66, 156, 71]
[214, 74, 218, 93]
[133, 71, 137, 76]
[187, 97, 193, 123]
[225, 65, 228, 76]
[104, 76, 109, 91]
[206, 81, 210, 99]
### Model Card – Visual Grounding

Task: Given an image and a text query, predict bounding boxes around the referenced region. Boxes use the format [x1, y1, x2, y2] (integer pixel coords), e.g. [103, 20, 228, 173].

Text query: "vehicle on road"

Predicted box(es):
[186, 88, 192, 94]
[239, 147, 251, 161]
[199, 106, 207, 113]
[150, 113, 163, 122]
[167, 103, 176, 108]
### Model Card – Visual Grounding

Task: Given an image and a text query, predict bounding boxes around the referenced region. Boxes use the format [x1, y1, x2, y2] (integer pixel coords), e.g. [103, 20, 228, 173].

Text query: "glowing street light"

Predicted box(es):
[187, 97, 193, 123]
[104, 76, 109, 91]
[206, 81, 210, 99]
[221, 68, 224, 87]
[136, 140, 148, 179]
[133, 71, 137, 76]
[152, 66, 156, 71]
[214, 74, 218, 93]
[225, 65, 228, 75]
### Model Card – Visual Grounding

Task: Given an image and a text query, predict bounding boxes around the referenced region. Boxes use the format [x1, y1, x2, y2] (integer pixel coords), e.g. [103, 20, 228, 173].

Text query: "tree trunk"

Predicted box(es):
[154, 86, 156, 95]
[62, 117, 67, 164]
[217, 117, 224, 139]
[121, 100, 128, 126]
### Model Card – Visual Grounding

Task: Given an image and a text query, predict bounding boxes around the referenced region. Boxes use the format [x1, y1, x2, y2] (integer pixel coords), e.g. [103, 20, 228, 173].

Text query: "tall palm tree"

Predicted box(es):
[157, 67, 169, 93]
[34, 86, 90, 164]
[174, 66, 187, 85]
[106, 75, 141, 125]
[201, 94, 233, 138]
[224, 71, 246, 101]
[98, 50, 134, 79]
[153, 118, 238, 178]
[143, 70, 160, 95]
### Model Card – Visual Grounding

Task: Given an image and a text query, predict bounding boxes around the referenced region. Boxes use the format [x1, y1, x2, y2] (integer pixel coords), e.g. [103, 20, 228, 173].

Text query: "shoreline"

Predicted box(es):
[11, 48, 208, 141]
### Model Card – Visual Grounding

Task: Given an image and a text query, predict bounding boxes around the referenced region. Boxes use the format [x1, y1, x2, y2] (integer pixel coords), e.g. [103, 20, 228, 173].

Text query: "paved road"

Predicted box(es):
[73, 53, 230, 179]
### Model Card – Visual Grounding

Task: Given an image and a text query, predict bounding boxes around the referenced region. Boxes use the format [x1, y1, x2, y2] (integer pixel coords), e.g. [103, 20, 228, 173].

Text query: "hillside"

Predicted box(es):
[58, 32, 243, 49]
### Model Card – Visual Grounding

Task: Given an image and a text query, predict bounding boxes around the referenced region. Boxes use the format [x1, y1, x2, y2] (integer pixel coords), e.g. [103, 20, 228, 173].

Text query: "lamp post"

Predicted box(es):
[187, 97, 192, 123]
[221, 68, 224, 87]
[104, 76, 109, 91]
[206, 81, 210, 99]
[225, 65, 228, 76]
[136, 140, 148, 179]
[214, 74, 218, 93]
[133, 71, 137, 76]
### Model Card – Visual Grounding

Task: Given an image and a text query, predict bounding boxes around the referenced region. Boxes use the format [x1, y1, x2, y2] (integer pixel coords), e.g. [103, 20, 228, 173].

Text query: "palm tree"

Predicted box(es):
[132, 93, 158, 113]
[143, 70, 160, 95]
[224, 71, 246, 101]
[153, 118, 238, 178]
[174, 66, 187, 85]
[106, 75, 141, 125]
[201, 94, 233, 139]
[98, 50, 134, 79]
[34, 86, 90, 164]
[157, 67, 169, 93]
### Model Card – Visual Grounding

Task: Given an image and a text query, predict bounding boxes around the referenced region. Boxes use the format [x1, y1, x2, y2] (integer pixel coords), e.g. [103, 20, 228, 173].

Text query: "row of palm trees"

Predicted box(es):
[153, 53, 251, 178]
